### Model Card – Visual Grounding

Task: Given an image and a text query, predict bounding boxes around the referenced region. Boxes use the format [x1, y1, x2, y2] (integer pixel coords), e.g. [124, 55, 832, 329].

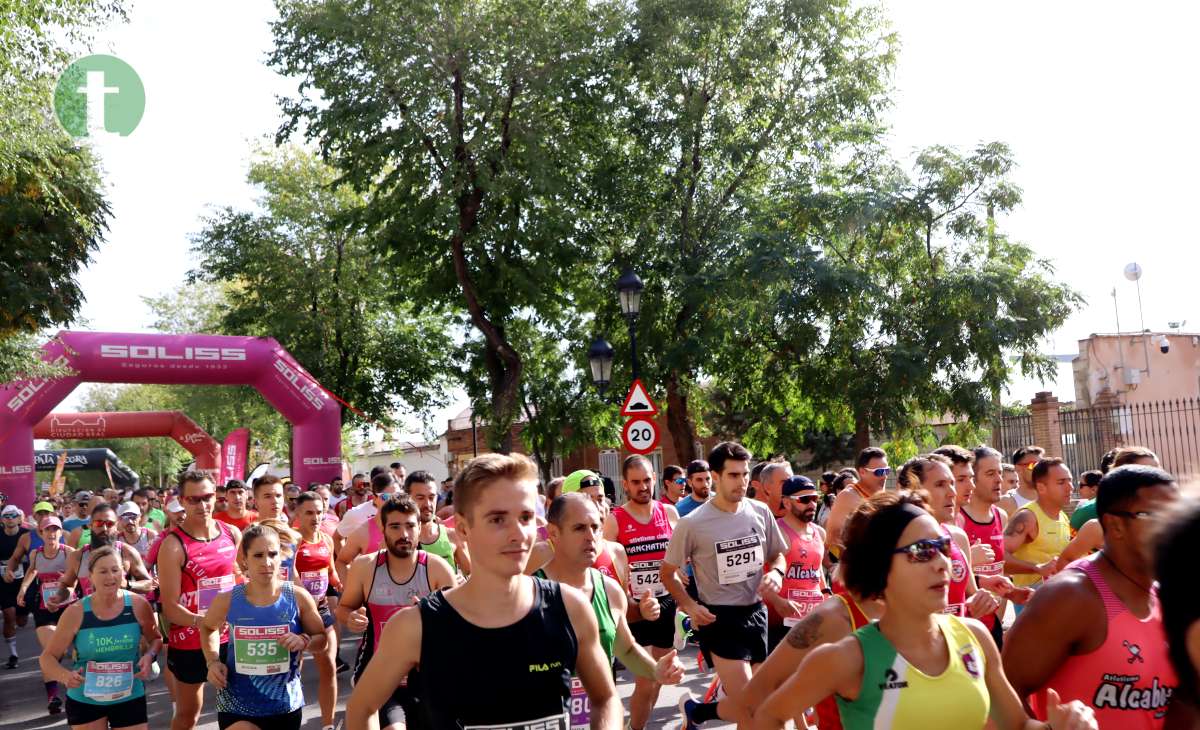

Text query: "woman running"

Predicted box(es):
[38, 545, 161, 729]
[754, 491, 1098, 730]
[291, 492, 340, 730]
[17, 515, 74, 714]
[201, 523, 325, 730]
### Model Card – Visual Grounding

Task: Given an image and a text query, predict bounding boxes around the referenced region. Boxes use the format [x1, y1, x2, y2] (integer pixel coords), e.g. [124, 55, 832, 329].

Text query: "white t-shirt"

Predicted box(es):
[336, 499, 378, 537]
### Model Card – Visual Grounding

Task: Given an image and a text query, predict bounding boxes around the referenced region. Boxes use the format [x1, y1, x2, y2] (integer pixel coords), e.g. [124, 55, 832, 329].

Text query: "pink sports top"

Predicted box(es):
[942, 526, 969, 616]
[770, 519, 824, 626]
[168, 521, 238, 650]
[1031, 555, 1176, 729]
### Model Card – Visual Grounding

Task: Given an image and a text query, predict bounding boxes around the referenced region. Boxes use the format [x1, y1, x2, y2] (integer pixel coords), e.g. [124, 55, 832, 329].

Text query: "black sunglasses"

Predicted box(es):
[579, 477, 602, 489]
[791, 494, 819, 504]
[892, 536, 951, 563]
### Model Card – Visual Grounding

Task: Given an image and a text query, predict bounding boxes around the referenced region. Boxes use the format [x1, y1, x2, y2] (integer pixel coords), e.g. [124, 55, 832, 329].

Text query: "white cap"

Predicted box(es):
[117, 501, 141, 518]
[0, 505, 22, 519]
[166, 499, 185, 514]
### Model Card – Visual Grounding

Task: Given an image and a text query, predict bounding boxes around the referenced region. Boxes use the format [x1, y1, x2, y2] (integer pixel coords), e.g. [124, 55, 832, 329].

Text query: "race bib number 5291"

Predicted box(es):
[715, 535, 763, 585]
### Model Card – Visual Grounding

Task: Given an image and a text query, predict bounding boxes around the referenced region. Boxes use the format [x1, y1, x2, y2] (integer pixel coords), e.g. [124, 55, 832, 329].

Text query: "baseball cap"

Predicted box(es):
[562, 470, 602, 494]
[33, 501, 55, 514]
[75, 491, 93, 503]
[1, 506, 22, 519]
[166, 499, 185, 514]
[39, 515, 63, 530]
[117, 501, 141, 518]
[780, 475, 817, 497]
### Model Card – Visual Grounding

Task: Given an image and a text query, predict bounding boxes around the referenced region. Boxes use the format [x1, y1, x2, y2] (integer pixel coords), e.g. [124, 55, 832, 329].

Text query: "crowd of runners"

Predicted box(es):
[1, 440, 1198, 729]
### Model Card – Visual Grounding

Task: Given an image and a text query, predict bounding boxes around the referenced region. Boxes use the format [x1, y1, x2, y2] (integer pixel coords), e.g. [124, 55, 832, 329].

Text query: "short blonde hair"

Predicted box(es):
[454, 453, 539, 519]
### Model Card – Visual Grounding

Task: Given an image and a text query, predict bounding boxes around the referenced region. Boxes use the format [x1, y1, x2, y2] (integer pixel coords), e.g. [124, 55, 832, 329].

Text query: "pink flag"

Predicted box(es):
[221, 428, 250, 483]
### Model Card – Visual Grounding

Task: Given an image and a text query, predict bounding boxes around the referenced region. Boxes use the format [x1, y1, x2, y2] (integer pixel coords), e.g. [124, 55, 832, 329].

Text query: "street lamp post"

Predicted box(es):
[616, 269, 644, 381]
[588, 337, 615, 396]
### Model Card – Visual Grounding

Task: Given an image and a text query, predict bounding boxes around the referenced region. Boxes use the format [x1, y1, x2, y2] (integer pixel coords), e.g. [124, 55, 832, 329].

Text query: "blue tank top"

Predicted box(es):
[217, 582, 304, 717]
[68, 591, 144, 705]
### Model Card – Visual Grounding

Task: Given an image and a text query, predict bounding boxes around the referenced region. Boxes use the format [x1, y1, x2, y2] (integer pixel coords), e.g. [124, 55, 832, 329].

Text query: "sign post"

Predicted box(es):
[620, 381, 660, 455]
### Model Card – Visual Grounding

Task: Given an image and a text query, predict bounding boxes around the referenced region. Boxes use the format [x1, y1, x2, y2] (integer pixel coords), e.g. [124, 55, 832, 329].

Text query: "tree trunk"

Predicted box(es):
[853, 408, 871, 453]
[666, 371, 700, 464]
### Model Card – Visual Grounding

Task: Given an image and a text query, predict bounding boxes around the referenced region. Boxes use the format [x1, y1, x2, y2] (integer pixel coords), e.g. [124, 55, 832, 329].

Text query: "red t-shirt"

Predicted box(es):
[214, 510, 258, 531]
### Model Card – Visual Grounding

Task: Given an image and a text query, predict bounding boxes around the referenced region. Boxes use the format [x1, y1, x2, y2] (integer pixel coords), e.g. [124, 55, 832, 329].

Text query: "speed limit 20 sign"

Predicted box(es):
[622, 417, 659, 455]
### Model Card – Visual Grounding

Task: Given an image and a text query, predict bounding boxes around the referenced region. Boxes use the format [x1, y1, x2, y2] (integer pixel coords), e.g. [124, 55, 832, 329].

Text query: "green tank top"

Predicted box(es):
[420, 523, 457, 573]
[535, 567, 617, 661]
[68, 591, 145, 705]
[77, 528, 92, 548]
[836, 614, 989, 730]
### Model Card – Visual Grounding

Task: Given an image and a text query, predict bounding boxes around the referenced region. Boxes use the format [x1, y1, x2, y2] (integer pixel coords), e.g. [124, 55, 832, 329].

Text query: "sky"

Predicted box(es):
[55, 1, 1200, 422]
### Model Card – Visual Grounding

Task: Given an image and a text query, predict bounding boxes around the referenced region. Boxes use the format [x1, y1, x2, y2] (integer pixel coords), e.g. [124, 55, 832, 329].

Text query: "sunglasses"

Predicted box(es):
[1024, 461, 1037, 470]
[790, 494, 819, 504]
[579, 477, 602, 489]
[91, 519, 116, 529]
[674, 477, 687, 485]
[893, 536, 951, 563]
[871, 467, 891, 478]
[183, 493, 216, 505]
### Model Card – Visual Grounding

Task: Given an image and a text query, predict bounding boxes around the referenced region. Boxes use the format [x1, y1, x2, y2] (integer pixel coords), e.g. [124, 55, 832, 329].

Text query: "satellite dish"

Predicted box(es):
[1124, 262, 1143, 281]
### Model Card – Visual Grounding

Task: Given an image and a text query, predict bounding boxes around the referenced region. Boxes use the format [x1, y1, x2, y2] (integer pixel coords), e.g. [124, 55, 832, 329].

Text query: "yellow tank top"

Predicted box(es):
[837, 613, 990, 729]
[1011, 501, 1071, 588]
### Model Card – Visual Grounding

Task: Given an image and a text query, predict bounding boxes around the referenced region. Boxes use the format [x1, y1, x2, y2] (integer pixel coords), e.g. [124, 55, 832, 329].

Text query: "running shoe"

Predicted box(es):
[678, 694, 701, 729]
[5, 654, 17, 669]
[673, 612, 692, 651]
[48, 696, 63, 715]
[335, 656, 351, 674]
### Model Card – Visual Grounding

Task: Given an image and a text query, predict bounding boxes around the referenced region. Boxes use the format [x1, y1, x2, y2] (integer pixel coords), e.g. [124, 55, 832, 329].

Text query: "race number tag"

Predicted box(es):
[0, 564, 22, 580]
[782, 589, 824, 627]
[40, 577, 61, 609]
[715, 535, 763, 585]
[232, 625, 290, 675]
[196, 574, 235, 614]
[464, 713, 570, 730]
[568, 676, 590, 729]
[300, 570, 328, 598]
[628, 560, 665, 598]
[83, 660, 134, 702]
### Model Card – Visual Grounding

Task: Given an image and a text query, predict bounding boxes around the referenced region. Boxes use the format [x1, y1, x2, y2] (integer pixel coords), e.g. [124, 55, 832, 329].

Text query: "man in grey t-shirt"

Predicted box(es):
[661, 442, 787, 726]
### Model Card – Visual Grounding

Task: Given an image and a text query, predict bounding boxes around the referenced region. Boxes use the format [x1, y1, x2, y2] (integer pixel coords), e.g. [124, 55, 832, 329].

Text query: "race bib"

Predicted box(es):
[83, 660, 134, 702]
[0, 564, 23, 580]
[41, 579, 60, 609]
[628, 561, 665, 598]
[195, 574, 235, 614]
[300, 570, 328, 598]
[568, 676, 590, 729]
[782, 589, 824, 627]
[232, 625, 290, 675]
[464, 713, 570, 730]
[714, 535, 763, 585]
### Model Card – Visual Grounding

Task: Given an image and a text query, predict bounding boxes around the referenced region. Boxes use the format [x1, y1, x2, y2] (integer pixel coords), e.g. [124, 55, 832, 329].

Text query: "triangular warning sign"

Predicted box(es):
[620, 379, 658, 417]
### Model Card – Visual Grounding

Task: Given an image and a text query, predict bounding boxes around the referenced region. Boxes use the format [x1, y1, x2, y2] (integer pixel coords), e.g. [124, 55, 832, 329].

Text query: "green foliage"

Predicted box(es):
[188, 146, 455, 426]
[270, 0, 629, 450]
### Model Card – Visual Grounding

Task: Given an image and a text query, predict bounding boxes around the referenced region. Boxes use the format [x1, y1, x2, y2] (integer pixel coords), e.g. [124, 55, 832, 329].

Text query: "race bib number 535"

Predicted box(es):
[715, 535, 763, 585]
[232, 625, 289, 675]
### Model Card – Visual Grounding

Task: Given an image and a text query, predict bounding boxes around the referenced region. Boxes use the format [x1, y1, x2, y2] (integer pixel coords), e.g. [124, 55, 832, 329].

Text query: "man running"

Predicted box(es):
[676, 460, 712, 518]
[998, 445, 1045, 517]
[662, 441, 788, 726]
[756, 462, 793, 520]
[1003, 464, 1181, 727]
[662, 464, 685, 506]
[253, 474, 289, 523]
[604, 454, 681, 730]
[213, 479, 257, 531]
[763, 476, 827, 655]
[1069, 470, 1102, 534]
[962, 446, 1019, 646]
[346, 453, 621, 729]
[0, 504, 29, 668]
[50, 503, 154, 605]
[337, 471, 400, 569]
[539, 492, 686, 728]
[824, 447, 889, 560]
[291, 491, 341, 730]
[62, 492, 91, 534]
[933, 444, 976, 518]
[156, 470, 242, 730]
[335, 473, 370, 519]
[338, 494, 456, 729]
[406, 470, 468, 573]
[1004, 457, 1073, 603]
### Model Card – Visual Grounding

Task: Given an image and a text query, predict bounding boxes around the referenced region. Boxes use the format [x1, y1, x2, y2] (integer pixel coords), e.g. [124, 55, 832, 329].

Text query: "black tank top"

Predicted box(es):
[418, 577, 577, 729]
[0, 527, 28, 572]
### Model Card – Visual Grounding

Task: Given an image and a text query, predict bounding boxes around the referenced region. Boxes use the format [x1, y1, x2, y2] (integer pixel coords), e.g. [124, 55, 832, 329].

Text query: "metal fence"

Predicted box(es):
[997, 398, 1200, 478]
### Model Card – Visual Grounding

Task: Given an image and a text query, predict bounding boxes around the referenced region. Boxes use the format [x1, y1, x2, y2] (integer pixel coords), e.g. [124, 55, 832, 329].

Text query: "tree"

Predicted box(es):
[0, 1, 120, 382]
[722, 142, 1082, 453]
[592, 0, 896, 462]
[270, 0, 626, 450]
[188, 145, 455, 426]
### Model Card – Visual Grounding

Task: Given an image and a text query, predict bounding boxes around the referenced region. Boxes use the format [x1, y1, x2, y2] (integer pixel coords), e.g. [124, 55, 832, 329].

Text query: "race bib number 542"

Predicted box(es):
[715, 535, 763, 585]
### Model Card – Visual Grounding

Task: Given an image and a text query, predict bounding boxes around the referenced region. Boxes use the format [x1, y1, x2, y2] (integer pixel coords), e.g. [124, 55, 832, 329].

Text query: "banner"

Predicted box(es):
[103, 458, 114, 490]
[50, 451, 67, 496]
[221, 428, 250, 483]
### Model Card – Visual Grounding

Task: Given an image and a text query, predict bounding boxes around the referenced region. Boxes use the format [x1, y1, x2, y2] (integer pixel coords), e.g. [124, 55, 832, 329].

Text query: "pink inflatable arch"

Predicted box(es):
[0, 331, 341, 513]
[33, 410, 222, 480]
